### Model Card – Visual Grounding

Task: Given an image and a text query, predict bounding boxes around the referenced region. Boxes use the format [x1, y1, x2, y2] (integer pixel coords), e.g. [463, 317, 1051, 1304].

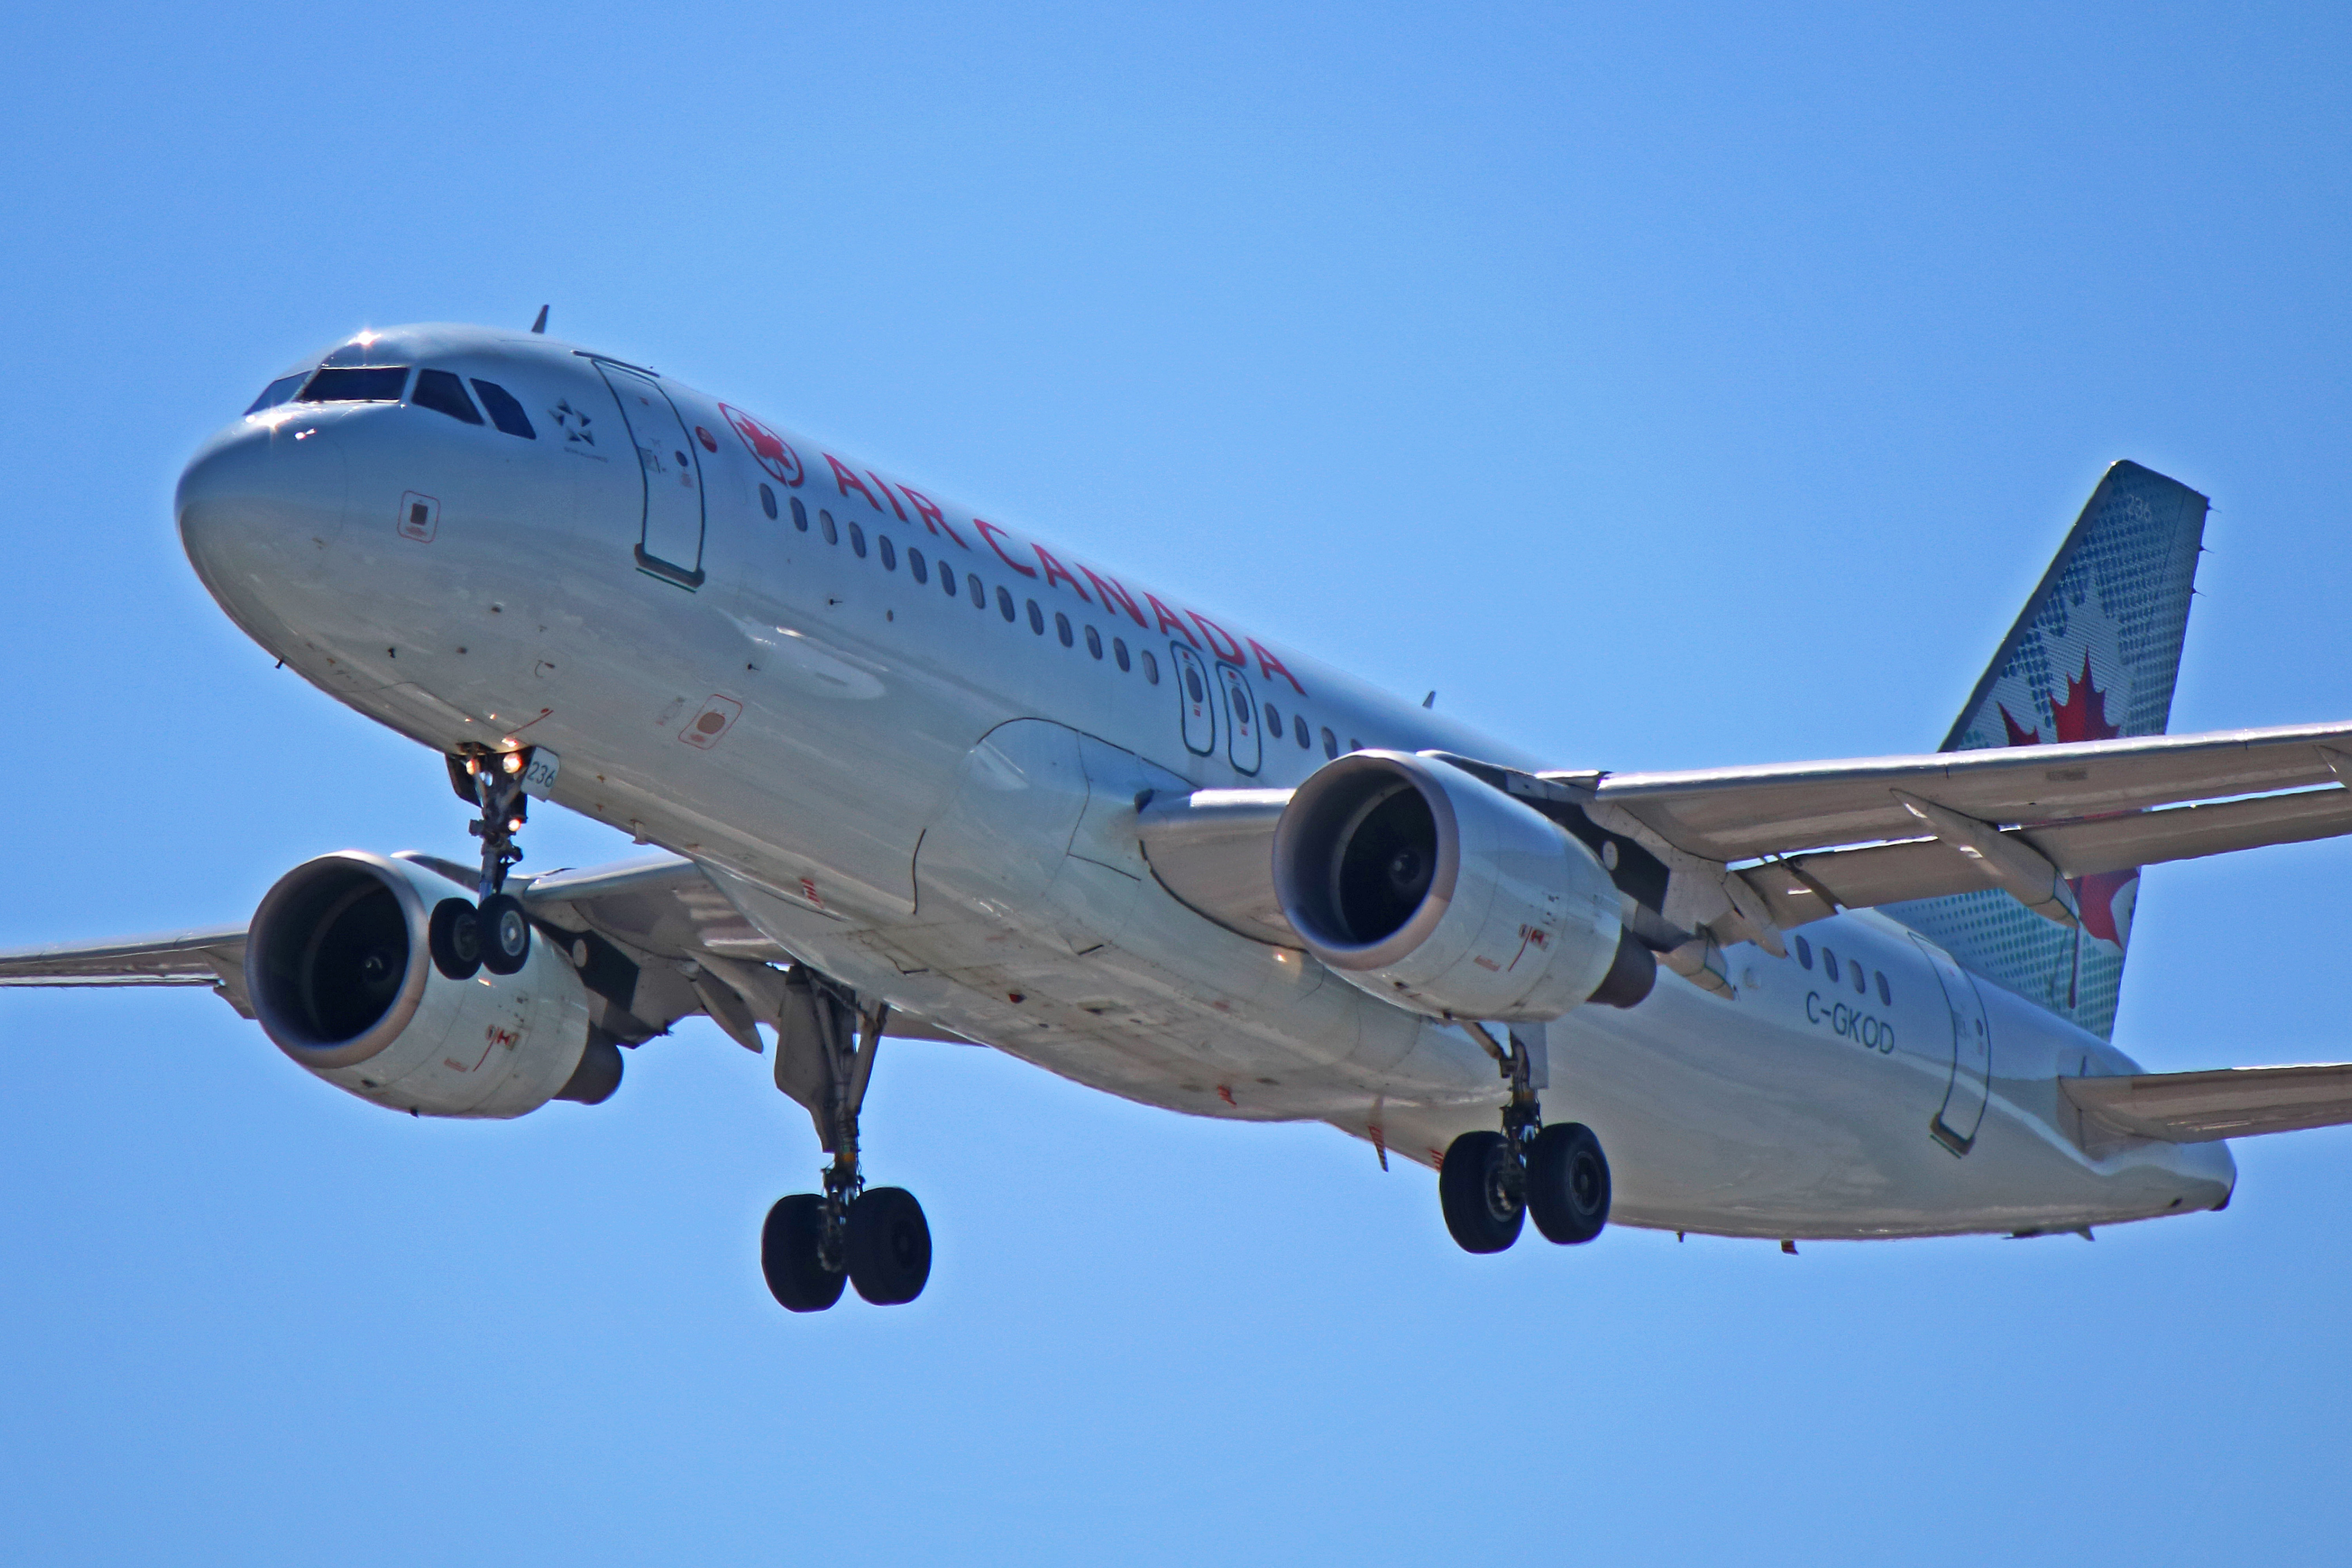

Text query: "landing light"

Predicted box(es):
[501, 753, 525, 774]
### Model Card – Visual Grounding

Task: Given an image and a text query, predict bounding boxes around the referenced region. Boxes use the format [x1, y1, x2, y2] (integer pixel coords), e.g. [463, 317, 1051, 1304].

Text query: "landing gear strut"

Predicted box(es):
[760, 970, 931, 1312]
[1439, 1024, 1610, 1254]
[426, 748, 539, 981]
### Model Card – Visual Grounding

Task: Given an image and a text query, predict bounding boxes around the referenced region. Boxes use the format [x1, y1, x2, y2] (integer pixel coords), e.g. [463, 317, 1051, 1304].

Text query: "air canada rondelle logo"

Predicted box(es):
[719, 403, 803, 487]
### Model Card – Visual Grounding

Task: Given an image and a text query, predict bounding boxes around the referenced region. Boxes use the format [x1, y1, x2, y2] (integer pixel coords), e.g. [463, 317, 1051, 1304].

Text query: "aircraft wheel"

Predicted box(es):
[847, 1187, 932, 1305]
[762, 1194, 845, 1312]
[476, 892, 532, 975]
[1526, 1122, 1611, 1245]
[427, 898, 482, 980]
[1439, 1130, 1525, 1254]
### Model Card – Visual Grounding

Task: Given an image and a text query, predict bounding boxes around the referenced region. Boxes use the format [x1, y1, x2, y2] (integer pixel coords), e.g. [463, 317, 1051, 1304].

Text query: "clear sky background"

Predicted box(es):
[4, 4, 2349, 1563]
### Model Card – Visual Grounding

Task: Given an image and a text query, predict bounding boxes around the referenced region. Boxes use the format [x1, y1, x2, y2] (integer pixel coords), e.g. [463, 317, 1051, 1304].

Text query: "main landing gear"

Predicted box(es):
[760, 970, 931, 1312]
[426, 748, 538, 981]
[1439, 1025, 1612, 1254]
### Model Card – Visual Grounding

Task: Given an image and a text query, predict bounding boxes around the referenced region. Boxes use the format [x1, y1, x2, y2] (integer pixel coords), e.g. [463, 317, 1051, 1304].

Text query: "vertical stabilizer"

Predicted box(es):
[1885, 461, 2207, 1038]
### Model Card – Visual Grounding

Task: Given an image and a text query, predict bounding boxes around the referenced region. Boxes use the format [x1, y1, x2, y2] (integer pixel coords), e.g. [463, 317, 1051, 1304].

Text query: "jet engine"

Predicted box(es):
[245, 851, 615, 1117]
[1271, 751, 1655, 1022]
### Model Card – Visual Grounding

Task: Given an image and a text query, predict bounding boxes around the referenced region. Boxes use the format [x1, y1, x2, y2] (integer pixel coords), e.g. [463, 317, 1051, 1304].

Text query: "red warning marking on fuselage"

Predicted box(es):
[1217, 1084, 1237, 1107]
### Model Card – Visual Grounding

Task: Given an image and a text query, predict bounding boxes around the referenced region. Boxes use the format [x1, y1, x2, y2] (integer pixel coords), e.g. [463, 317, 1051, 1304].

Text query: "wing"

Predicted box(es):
[0, 927, 254, 1015]
[2063, 1063, 2352, 1144]
[1489, 721, 2352, 947]
[0, 852, 967, 1052]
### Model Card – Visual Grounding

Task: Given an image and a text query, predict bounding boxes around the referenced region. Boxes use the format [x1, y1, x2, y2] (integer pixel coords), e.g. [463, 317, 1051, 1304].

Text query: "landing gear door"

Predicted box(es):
[595, 361, 707, 590]
[1909, 932, 1992, 1154]
[1171, 643, 1216, 756]
[1217, 663, 1261, 776]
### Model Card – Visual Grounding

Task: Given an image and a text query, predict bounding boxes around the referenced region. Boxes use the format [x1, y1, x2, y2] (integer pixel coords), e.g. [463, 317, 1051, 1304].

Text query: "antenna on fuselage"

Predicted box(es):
[1423, 691, 1436, 709]
[530, 305, 549, 334]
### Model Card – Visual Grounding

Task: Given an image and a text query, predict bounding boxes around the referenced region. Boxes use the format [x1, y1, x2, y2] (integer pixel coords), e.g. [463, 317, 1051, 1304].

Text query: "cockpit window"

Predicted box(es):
[298, 366, 409, 403]
[411, 369, 484, 425]
[245, 374, 307, 415]
[470, 379, 537, 439]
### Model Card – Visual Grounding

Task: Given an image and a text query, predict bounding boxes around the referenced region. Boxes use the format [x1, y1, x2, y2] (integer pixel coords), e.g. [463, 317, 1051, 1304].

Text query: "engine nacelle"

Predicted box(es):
[245, 851, 614, 1118]
[1271, 751, 1653, 1022]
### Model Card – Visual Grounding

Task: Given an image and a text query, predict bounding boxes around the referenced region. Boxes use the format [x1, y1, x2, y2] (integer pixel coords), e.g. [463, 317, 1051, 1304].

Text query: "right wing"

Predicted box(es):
[0, 851, 967, 1051]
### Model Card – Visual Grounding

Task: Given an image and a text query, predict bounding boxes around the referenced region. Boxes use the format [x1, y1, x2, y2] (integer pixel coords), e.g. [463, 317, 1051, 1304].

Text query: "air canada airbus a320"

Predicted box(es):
[14, 316, 2352, 1312]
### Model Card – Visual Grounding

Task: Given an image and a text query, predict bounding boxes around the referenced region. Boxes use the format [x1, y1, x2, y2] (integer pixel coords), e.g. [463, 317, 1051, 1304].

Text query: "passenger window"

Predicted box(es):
[1055, 610, 1073, 646]
[820, 510, 838, 545]
[245, 373, 307, 414]
[997, 586, 1015, 621]
[1295, 714, 1310, 748]
[971, 575, 986, 608]
[1321, 726, 1338, 759]
[1142, 650, 1160, 684]
[1853, 962, 1866, 995]
[470, 379, 537, 438]
[1027, 599, 1044, 634]
[1265, 702, 1282, 733]
[759, 483, 778, 520]
[791, 497, 809, 532]
[849, 522, 867, 558]
[1823, 948, 1840, 982]
[1113, 637, 1131, 671]
[298, 366, 408, 403]
[908, 547, 927, 584]
[878, 535, 896, 570]
[1795, 936, 1813, 970]
[412, 369, 484, 424]
[1876, 971, 1891, 1005]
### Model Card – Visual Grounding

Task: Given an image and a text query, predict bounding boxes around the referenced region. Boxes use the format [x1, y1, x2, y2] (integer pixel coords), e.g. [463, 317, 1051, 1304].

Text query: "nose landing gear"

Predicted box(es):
[1439, 1024, 1611, 1254]
[426, 749, 537, 980]
[760, 972, 931, 1312]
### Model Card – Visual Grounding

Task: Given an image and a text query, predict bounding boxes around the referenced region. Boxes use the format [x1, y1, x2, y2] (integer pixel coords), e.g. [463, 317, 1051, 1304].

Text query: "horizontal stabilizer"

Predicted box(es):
[2062, 1063, 2352, 1143]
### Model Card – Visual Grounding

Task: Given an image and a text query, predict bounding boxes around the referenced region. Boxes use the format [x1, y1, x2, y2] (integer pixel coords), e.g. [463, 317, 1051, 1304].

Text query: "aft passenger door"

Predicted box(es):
[596, 361, 706, 589]
[1909, 933, 1992, 1154]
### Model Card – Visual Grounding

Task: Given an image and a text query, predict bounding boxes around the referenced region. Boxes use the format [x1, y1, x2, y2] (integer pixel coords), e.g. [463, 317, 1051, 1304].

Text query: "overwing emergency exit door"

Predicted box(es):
[596, 361, 706, 588]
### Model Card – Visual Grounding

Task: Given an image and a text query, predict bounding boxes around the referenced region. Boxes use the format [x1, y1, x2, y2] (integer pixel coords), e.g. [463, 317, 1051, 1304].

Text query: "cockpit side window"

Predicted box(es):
[298, 366, 409, 403]
[412, 369, 484, 425]
[470, 379, 537, 439]
[245, 374, 307, 415]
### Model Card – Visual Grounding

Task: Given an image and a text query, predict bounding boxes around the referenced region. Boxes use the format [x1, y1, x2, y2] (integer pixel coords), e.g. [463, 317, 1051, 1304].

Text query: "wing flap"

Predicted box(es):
[2063, 1063, 2352, 1142]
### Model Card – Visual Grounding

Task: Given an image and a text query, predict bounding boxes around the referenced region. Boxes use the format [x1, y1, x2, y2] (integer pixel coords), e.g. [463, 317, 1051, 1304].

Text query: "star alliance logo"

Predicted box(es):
[549, 399, 595, 445]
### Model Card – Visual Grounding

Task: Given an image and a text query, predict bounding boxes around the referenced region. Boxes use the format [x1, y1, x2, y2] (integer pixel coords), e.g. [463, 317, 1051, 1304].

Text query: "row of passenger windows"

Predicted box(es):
[246, 365, 537, 439]
[769, 487, 1367, 758]
[1791, 935, 1893, 1006]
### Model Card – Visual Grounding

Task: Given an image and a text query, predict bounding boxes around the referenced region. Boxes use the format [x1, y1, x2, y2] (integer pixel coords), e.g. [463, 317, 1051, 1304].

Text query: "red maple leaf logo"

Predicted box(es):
[1993, 652, 2134, 949]
[2049, 652, 2120, 743]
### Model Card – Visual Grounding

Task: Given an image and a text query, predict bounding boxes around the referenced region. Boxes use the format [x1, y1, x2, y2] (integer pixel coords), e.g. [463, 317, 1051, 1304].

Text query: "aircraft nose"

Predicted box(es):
[176, 416, 349, 603]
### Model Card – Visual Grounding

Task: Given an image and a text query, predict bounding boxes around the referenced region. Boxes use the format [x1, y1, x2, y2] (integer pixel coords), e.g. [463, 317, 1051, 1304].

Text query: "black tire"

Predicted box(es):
[1526, 1122, 1612, 1245]
[427, 898, 482, 980]
[1438, 1130, 1525, 1254]
[846, 1187, 931, 1305]
[477, 892, 531, 975]
[761, 1194, 845, 1312]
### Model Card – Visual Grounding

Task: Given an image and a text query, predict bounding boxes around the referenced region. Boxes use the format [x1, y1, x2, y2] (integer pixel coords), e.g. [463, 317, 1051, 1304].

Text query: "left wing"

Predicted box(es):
[0, 927, 254, 1015]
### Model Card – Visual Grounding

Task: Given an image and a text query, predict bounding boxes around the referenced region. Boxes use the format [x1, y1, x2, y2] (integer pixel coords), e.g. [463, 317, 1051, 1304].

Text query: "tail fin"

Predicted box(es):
[1885, 461, 2209, 1038]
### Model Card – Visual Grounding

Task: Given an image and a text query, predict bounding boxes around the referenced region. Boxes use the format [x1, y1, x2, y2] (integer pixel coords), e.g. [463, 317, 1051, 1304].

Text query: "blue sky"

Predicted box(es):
[4, 3, 2350, 1562]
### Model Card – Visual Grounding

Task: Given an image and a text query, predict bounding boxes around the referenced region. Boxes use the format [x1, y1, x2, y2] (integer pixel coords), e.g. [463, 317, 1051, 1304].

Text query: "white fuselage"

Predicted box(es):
[175, 324, 2234, 1240]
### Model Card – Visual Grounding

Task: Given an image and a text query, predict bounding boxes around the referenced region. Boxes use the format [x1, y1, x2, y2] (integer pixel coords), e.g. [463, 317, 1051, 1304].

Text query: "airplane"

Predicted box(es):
[10, 316, 2352, 1313]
